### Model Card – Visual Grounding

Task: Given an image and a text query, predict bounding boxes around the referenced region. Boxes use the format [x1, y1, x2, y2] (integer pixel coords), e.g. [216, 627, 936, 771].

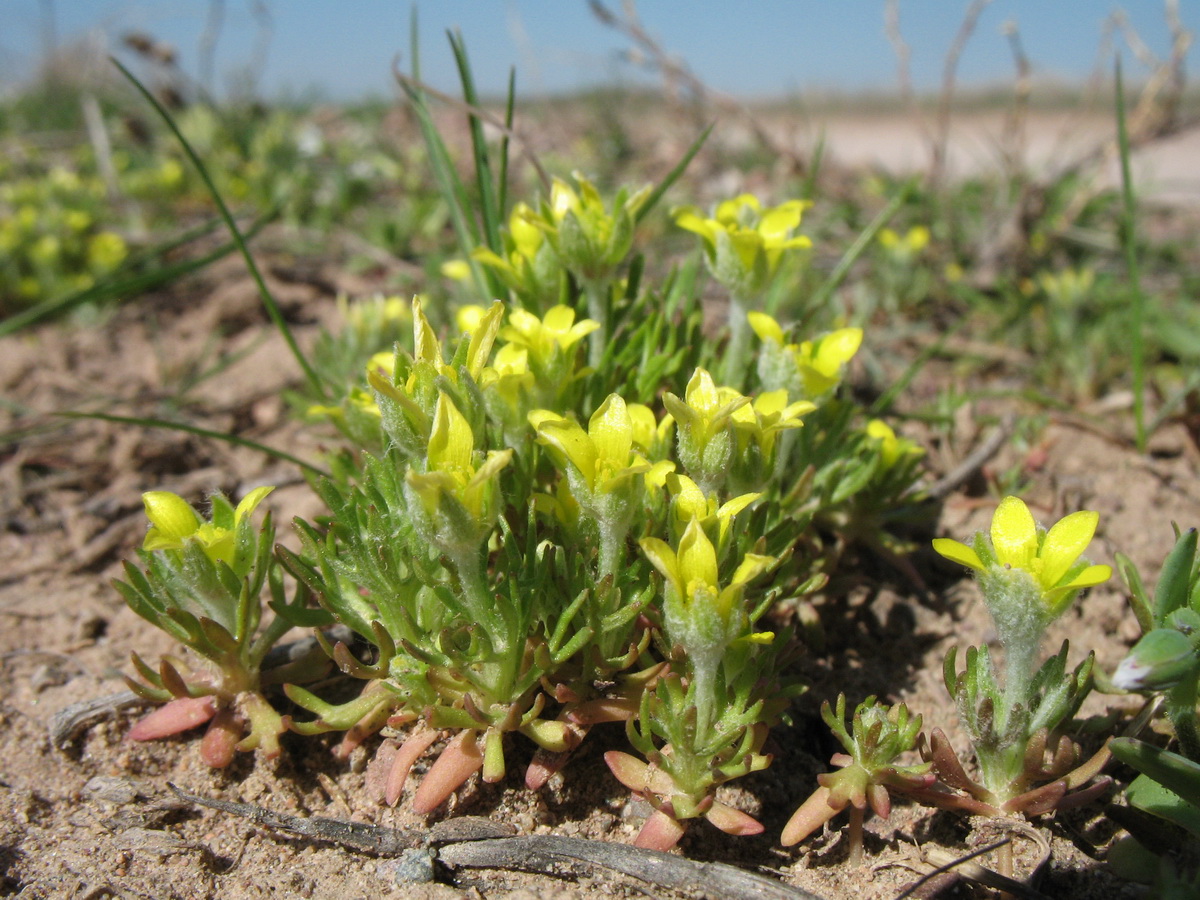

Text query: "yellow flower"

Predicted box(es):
[500, 305, 598, 371]
[532, 394, 672, 497]
[440, 259, 472, 282]
[674, 195, 811, 296]
[367, 298, 503, 440]
[641, 519, 774, 637]
[142, 487, 274, 568]
[865, 419, 923, 468]
[532, 173, 650, 283]
[730, 389, 815, 459]
[407, 392, 512, 522]
[933, 496, 1111, 614]
[878, 225, 930, 263]
[665, 473, 759, 550]
[794, 328, 863, 396]
[1037, 267, 1094, 308]
[749, 313, 862, 397]
[87, 231, 127, 272]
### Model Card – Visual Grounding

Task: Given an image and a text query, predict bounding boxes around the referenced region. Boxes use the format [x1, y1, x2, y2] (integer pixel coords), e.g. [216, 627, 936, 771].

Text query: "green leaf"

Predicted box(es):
[1156, 529, 1197, 622]
[1117, 551, 1156, 635]
[1126, 773, 1200, 838]
[1113, 738, 1200, 817]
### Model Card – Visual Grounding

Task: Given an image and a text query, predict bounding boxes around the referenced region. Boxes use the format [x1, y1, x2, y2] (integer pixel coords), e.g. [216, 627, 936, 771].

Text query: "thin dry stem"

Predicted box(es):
[588, 0, 808, 175]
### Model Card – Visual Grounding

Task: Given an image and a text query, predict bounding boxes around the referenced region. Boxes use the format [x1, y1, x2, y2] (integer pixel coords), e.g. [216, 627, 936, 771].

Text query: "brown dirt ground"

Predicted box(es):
[3, 128, 1199, 899]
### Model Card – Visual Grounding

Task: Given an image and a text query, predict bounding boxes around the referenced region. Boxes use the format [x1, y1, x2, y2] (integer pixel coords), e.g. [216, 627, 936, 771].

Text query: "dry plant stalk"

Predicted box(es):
[587, 0, 810, 175]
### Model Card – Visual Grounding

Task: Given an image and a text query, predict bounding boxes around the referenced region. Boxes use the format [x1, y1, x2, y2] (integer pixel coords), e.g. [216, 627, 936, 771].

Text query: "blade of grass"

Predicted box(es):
[449, 29, 503, 256]
[870, 316, 968, 416]
[809, 178, 915, 312]
[400, 12, 501, 302]
[110, 57, 327, 402]
[498, 68, 517, 218]
[57, 410, 331, 479]
[1115, 56, 1147, 451]
[633, 123, 713, 226]
[0, 214, 244, 338]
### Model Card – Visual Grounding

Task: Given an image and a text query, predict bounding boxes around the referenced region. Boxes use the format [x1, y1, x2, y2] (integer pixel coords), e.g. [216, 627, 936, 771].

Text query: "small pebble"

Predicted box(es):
[389, 846, 436, 884]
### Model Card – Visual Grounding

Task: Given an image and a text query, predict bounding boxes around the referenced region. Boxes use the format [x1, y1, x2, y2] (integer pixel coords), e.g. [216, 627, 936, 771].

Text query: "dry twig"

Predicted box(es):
[167, 785, 825, 899]
[588, 0, 809, 176]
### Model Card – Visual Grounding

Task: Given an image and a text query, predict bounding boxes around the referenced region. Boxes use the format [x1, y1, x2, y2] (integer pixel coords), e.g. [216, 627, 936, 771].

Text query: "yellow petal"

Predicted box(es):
[813, 328, 863, 373]
[509, 203, 543, 258]
[670, 474, 711, 522]
[932, 538, 984, 571]
[715, 193, 759, 223]
[673, 209, 718, 245]
[464, 301, 504, 379]
[412, 297, 443, 366]
[728, 229, 762, 273]
[990, 496, 1038, 570]
[589, 394, 633, 472]
[684, 368, 721, 414]
[747, 311, 784, 344]
[538, 419, 597, 488]
[1038, 510, 1099, 589]
[467, 448, 513, 491]
[627, 403, 658, 451]
[731, 552, 774, 585]
[639, 537, 680, 594]
[677, 518, 719, 594]
[542, 304, 577, 335]
[142, 491, 201, 548]
[1064, 563, 1112, 590]
[644, 460, 676, 490]
[717, 492, 760, 521]
[757, 200, 805, 239]
[427, 393, 474, 474]
[754, 389, 789, 417]
[233, 486, 274, 525]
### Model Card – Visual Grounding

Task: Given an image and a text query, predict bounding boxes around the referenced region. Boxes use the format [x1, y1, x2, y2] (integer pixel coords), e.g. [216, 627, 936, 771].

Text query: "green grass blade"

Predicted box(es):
[449, 29, 503, 255]
[498, 68, 517, 217]
[871, 317, 968, 416]
[57, 410, 332, 479]
[634, 122, 713, 225]
[0, 215, 228, 338]
[809, 178, 915, 313]
[1115, 56, 1147, 451]
[110, 57, 327, 401]
[402, 12, 500, 301]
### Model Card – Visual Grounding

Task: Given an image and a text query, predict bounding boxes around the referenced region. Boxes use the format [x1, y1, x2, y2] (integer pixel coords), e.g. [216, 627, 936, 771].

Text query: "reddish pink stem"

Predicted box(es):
[127, 696, 216, 741]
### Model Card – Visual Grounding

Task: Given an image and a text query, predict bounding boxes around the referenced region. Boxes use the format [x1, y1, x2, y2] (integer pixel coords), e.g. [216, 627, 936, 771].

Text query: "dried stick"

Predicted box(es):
[587, 0, 809, 175]
[930, 0, 994, 187]
[166, 785, 825, 899]
[440, 835, 823, 900]
[884, 0, 994, 187]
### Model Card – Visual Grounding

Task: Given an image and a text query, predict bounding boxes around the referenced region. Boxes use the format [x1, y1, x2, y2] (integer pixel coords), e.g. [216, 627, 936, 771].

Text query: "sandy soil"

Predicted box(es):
[2, 111, 1199, 899]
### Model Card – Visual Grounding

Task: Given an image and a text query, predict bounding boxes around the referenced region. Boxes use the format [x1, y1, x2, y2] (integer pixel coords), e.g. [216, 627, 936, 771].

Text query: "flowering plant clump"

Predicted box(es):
[112, 136, 931, 849]
[112, 169, 931, 859]
[116, 487, 329, 766]
[928, 497, 1113, 818]
[1107, 528, 1200, 888]
[782, 695, 933, 863]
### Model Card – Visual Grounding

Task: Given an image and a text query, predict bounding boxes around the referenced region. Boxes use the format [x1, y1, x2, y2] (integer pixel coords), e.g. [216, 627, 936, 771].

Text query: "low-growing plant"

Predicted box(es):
[781, 695, 933, 864]
[1107, 527, 1200, 889]
[923, 496, 1115, 873]
[114, 130, 930, 853]
[116, 487, 329, 766]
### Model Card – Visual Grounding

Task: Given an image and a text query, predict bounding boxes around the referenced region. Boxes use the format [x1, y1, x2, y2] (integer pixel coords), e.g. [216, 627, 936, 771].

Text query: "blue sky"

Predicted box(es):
[3, 1, 1196, 100]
